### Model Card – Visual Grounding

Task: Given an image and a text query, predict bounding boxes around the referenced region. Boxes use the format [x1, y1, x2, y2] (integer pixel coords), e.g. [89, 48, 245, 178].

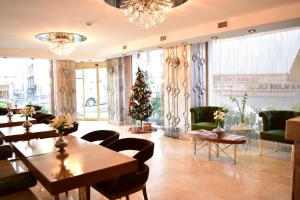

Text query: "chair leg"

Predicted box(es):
[126, 195, 130, 200]
[142, 187, 148, 200]
[258, 139, 264, 156]
[291, 144, 295, 163]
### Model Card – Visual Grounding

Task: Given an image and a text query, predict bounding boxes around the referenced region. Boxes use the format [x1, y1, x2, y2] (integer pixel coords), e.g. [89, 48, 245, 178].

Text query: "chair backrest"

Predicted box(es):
[190, 106, 222, 123]
[107, 138, 154, 164]
[0, 108, 8, 116]
[62, 122, 79, 135]
[0, 145, 13, 160]
[259, 110, 300, 131]
[81, 130, 120, 147]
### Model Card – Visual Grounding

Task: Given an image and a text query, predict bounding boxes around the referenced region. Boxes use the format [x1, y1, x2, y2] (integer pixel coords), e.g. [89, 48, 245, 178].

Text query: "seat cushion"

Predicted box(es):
[260, 130, 293, 144]
[191, 122, 217, 131]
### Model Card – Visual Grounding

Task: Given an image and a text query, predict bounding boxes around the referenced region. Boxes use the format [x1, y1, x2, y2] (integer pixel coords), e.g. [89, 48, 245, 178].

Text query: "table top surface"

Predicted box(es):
[13, 135, 138, 194]
[189, 130, 246, 144]
[0, 114, 37, 128]
[229, 126, 254, 131]
[0, 123, 57, 142]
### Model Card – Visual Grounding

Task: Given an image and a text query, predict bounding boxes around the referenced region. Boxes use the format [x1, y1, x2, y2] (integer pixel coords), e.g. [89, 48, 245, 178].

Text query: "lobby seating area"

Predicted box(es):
[0, 0, 300, 199]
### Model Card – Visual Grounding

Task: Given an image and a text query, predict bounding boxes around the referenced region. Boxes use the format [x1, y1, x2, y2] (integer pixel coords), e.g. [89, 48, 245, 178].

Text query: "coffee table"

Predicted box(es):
[190, 130, 246, 164]
[229, 126, 255, 150]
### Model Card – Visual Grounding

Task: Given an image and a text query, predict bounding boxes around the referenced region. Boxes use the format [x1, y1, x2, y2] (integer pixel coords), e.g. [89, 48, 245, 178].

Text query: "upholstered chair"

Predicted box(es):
[81, 130, 119, 147]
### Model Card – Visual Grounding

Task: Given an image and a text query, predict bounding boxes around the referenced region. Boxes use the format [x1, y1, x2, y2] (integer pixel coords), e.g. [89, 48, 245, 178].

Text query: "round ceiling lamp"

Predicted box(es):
[35, 32, 87, 56]
[104, 0, 188, 28]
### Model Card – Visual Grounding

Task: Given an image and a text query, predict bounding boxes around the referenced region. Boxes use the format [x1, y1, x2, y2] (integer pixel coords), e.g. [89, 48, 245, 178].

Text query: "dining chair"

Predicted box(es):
[62, 122, 79, 136]
[92, 138, 154, 200]
[81, 130, 120, 147]
[0, 145, 13, 160]
[0, 160, 37, 196]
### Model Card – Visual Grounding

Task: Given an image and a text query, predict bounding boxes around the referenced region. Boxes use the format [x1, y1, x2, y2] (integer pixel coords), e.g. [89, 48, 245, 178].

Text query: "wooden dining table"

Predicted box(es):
[12, 135, 138, 200]
[0, 123, 57, 143]
[0, 114, 37, 128]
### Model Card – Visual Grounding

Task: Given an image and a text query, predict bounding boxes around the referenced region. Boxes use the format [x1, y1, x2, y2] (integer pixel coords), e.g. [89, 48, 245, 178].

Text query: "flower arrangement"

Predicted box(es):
[230, 93, 248, 124]
[6, 102, 13, 120]
[6, 102, 12, 109]
[214, 109, 225, 129]
[50, 113, 74, 133]
[20, 106, 36, 117]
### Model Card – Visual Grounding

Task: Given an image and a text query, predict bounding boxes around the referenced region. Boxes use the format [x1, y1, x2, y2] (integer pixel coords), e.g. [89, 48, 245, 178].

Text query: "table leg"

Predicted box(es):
[208, 142, 211, 161]
[54, 194, 59, 200]
[215, 143, 219, 158]
[233, 144, 237, 164]
[79, 186, 90, 200]
[194, 139, 196, 155]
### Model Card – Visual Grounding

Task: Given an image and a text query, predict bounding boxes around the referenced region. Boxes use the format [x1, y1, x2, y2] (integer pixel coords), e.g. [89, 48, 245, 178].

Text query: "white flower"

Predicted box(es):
[50, 113, 74, 132]
[214, 110, 225, 121]
[21, 106, 36, 117]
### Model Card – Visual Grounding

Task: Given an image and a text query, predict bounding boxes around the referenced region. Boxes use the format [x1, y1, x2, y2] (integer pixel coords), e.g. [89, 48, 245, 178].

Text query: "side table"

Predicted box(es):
[229, 126, 255, 150]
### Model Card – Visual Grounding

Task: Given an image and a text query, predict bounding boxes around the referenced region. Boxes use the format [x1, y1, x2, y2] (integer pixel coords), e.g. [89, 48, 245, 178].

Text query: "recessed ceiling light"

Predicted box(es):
[248, 29, 256, 33]
[211, 36, 218, 40]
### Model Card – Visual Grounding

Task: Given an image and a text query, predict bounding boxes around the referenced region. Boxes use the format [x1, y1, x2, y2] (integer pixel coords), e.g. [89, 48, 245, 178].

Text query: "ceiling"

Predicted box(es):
[0, 0, 299, 60]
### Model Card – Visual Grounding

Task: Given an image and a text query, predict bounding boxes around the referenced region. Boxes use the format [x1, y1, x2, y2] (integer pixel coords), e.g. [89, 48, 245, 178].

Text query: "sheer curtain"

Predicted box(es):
[208, 27, 300, 129]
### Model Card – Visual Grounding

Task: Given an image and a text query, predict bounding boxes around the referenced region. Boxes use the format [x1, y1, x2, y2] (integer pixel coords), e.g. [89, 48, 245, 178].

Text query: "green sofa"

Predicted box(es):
[258, 110, 300, 156]
[190, 106, 223, 131]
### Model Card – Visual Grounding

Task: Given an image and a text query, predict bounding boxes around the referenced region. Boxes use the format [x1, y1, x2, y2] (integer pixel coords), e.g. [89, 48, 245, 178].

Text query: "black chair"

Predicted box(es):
[62, 122, 79, 136]
[81, 130, 120, 147]
[0, 145, 13, 160]
[0, 160, 37, 196]
[92, 138, 154, 200]
[0, 108, 8, 116]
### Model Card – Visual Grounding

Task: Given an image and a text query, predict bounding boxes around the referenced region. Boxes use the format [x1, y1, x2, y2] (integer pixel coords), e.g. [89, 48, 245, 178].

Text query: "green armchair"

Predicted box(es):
[258, 110, 300, 156]
[190, 106, 223, 131]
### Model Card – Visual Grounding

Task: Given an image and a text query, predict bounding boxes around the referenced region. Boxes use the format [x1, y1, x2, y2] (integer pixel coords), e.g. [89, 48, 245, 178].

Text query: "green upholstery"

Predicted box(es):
[191, 122, 217, 131]
[259, 110, 300, 144]
[190, 106, 223, 131]
[0, 172, 37, 195]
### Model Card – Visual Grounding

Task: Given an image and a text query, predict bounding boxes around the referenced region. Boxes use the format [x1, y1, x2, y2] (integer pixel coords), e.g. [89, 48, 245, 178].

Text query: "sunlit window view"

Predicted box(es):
[76, 67, 108, 120]
[208, 28, 300, 130]
[132, 49, 164, 125]
[0, 58, 51, 112]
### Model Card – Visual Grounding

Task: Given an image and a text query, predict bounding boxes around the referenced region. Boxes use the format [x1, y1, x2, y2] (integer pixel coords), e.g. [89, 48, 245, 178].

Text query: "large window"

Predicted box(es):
[76, 66, 108, 120]
[132, 49, 164, 125]
[0, 58, 51, 112]
[208, 27, 300, 129]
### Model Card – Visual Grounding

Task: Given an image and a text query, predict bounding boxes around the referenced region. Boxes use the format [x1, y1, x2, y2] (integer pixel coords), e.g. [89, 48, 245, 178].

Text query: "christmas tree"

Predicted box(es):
[128, 67, 153, 128]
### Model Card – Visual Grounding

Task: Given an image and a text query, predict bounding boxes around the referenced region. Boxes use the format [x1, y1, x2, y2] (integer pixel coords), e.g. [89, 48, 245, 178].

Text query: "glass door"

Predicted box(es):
[76, 67, 108, 120]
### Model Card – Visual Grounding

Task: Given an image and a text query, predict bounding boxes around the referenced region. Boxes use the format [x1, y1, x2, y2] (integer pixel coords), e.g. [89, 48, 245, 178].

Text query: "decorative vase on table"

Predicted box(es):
[55, 130, 68, 152]
[50, 113, 74, 152]
[213, 109, 226, 138]
[23, 116, 32, 133]
[6, 108, 13, 121]
[20, 106, 36, 133]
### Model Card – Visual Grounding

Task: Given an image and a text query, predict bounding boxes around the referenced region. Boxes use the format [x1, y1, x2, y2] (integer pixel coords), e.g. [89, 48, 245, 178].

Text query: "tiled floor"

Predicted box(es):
[25, 121, 293, 199]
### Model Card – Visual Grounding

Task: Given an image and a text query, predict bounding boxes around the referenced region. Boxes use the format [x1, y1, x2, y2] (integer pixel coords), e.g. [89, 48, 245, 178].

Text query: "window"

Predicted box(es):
[0, 58, 51, 112]
[208, 27, 300, 129]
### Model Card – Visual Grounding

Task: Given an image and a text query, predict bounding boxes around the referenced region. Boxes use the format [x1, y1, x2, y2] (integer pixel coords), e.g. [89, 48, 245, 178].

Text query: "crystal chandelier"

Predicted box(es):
[35, 32, 87, 56]
[120, 0, 174, 28]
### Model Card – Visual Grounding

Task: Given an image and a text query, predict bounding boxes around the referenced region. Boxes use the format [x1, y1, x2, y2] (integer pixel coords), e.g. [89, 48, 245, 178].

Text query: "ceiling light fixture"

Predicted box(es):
[105, 0, 188, 28]
[35, 32, 87, 56]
